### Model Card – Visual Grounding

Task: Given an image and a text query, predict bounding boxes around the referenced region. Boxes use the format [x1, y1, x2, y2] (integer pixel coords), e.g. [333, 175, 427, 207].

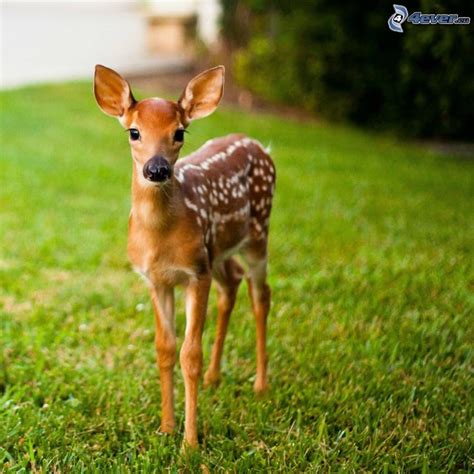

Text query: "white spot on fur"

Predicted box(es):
[184, 198, 198, 213]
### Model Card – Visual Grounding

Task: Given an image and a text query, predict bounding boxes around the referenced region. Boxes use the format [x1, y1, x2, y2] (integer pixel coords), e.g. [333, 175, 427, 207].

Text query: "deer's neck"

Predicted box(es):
[131, 165, 183, 231]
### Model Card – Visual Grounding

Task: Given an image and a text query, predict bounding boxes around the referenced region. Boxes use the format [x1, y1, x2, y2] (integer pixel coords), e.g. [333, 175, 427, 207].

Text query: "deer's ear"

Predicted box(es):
[94, 65, 135, 117]
[178, 66, 225, 124]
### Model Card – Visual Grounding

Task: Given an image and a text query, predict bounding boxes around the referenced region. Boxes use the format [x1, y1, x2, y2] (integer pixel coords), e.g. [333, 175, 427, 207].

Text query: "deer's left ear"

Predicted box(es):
[178, 66, 225, 124]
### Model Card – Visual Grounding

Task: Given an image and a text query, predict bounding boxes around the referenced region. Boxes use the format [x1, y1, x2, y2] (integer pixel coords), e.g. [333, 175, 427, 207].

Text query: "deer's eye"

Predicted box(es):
[174, 128, 185, 143]
[129, 128, 140, 141]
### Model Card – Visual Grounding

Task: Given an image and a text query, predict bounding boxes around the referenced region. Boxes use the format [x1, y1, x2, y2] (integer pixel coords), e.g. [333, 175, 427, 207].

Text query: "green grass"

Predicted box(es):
[0, 81, 473, 472]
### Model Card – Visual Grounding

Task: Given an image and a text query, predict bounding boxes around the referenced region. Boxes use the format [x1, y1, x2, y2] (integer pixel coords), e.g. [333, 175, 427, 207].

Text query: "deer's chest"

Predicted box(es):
[127, 215, 206, 286]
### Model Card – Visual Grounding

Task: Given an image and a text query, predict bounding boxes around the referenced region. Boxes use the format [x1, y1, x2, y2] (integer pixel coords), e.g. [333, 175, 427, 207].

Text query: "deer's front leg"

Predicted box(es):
[150, 285, 176, 433]
[181, 274, 211, 447]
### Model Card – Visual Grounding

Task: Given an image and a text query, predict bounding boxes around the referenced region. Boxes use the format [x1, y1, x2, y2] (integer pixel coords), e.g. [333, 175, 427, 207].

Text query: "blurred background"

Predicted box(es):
[1, 0, 219, 86]
[2, 0, 473, 141]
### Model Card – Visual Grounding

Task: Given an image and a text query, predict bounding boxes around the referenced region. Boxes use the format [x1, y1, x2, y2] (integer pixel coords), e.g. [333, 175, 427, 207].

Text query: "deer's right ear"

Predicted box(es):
[94, 65, 135, 117]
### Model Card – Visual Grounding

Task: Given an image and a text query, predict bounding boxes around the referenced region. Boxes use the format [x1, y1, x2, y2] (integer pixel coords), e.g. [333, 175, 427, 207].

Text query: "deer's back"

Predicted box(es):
[175, 134, 276, 262]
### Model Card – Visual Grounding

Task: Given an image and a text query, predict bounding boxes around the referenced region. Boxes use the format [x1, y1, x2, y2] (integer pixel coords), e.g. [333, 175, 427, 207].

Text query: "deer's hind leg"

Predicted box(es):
[242, 242, 271, 394]
[204, 257, 244, 387]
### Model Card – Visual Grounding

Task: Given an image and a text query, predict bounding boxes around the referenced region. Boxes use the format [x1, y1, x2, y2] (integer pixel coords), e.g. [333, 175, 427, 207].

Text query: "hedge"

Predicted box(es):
[221, 0, 474, 140]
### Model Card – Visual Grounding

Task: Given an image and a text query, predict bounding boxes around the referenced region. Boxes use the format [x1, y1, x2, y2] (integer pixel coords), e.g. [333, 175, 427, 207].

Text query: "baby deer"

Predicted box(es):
[94, 65, 276, 447]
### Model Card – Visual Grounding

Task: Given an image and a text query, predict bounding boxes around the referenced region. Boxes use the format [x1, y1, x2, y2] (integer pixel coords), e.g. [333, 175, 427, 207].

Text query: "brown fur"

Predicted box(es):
[94, 65, 275, 447]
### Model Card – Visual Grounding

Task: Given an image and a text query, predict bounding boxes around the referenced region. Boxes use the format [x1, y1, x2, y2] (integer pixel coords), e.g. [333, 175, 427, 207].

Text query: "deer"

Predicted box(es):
[93, 64, 276, 447]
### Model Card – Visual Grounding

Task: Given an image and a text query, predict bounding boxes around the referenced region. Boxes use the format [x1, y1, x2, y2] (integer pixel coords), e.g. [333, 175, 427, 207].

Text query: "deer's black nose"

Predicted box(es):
[143, 156, 172, 183]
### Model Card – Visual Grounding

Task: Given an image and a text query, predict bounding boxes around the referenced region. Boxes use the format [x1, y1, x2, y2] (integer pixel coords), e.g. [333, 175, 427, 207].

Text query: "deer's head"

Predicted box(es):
[94, 65, 225, 184]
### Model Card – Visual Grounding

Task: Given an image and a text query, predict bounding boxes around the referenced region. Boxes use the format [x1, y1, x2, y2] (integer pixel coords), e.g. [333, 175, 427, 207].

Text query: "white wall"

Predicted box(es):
[0, 0, 219, 88]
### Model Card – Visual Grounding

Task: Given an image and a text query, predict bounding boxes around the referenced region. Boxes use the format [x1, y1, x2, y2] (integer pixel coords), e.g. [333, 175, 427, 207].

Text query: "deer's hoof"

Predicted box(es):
[159, 420, 175, 434]
[253, 379, 268, 395]
[181, 436, 199, 451]
[203, 369, 221, 388]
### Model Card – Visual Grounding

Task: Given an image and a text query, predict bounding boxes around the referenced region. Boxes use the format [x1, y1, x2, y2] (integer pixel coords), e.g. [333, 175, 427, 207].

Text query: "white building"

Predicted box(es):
[0, 0, 221, 88]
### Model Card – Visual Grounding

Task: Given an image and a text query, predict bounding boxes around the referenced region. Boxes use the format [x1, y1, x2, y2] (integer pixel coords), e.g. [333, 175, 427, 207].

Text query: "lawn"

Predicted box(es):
[0, 82, 473, 472]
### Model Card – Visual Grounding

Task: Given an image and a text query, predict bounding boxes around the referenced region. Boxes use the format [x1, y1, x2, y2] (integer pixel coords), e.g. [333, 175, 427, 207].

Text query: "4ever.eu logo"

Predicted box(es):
[388, 4, 471, 33]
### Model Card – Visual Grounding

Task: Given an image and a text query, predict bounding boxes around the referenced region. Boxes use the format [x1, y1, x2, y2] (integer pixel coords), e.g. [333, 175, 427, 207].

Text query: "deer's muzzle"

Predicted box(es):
[143, 156, 172, 183]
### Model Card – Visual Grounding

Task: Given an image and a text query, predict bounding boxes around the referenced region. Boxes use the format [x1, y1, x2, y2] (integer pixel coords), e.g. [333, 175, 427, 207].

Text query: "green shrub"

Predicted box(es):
[221, 0, 474, 139]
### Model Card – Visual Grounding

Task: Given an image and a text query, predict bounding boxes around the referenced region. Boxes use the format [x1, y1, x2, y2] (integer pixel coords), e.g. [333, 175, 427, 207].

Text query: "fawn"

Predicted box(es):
[93, 65, 275, 447]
